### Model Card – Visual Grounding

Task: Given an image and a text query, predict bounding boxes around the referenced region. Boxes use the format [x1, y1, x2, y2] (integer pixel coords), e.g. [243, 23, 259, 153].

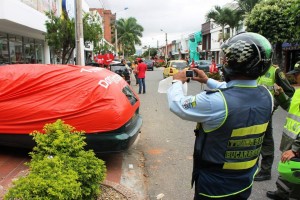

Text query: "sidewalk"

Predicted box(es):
[0, 147, 140, 199]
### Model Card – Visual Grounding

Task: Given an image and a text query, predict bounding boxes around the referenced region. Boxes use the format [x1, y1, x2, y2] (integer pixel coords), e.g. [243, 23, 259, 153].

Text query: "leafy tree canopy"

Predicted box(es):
[45, 11, 103, 64]
[245, 0, 297, 44]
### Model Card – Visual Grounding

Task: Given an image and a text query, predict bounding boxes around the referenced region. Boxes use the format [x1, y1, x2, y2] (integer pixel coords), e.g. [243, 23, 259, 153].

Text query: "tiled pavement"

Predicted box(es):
[0, 147, 139, 199]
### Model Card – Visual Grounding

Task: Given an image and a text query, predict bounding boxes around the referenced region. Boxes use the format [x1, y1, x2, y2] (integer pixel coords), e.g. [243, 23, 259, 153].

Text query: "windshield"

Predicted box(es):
[170, 62, 187, 70]
[199, 60, 211, 65]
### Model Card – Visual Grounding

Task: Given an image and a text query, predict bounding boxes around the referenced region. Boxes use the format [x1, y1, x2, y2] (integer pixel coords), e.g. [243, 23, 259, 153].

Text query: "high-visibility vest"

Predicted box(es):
[257, 65, 277, 95]
[283, 89, 300, 140]
[192, 85, 272, 198]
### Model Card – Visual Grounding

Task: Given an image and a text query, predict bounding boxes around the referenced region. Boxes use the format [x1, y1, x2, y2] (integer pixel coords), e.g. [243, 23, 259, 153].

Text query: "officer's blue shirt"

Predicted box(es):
[167, 78, 261, 131]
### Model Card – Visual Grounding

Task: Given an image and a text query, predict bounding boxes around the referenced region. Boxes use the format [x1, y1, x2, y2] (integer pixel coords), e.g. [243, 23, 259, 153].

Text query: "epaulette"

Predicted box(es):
[205, 89, 220, 94]
[205, 87, 232, 94]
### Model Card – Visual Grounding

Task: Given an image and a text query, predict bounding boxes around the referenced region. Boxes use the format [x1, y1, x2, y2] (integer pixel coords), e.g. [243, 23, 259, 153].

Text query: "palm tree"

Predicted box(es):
[116, 17, 144, 57]
[206, 6, 233, 41]
[224, 9, 244, 36]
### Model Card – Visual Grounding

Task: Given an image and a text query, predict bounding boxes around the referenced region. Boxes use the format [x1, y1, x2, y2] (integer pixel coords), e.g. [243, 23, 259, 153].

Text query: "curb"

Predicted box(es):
[102, 180, 143, 200]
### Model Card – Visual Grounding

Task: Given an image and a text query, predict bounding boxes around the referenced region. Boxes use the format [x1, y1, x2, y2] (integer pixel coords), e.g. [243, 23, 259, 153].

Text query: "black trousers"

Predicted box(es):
[259, 117, 274, 174]
[194, 187, 252, 200]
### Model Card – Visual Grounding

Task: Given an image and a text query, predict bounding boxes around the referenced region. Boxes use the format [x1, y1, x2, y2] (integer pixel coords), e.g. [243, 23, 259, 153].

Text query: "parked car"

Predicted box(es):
[86, 62, 101, 67]
[144, 59, 154, 71]
[196, 60, 212, 72]
[110, 62, 131, 85]
[0, 64, 142, 153]
[163, 60, 189, 78]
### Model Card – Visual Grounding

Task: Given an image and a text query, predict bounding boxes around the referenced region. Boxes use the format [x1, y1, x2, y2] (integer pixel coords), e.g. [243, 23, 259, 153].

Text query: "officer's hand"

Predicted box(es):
[281, 150, 296, 163]
[173, 69, 189, 83]
[274, 84, 284, 96]
[192, 68, 209, 84]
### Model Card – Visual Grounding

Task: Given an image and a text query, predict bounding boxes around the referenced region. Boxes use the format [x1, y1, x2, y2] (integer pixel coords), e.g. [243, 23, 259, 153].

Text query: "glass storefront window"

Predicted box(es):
[0, 33, 45, 64]
[24, 37, 35, 63]
[35, 40, 44, 63]
[9, 35, 24, 64]
[0, 32, 9, 65]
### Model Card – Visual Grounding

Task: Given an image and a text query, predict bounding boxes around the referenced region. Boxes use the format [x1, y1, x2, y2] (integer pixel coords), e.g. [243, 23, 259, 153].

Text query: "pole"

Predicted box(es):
[148, 45, 150, 59]
[115, 14, 118, 59]
[75, 0, 84, 65]
[165, 33, 168, 60]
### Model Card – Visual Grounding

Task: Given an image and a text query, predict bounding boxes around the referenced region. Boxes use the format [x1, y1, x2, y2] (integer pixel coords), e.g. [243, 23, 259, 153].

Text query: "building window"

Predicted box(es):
[9, 35, 24, 64]
[0, 32, 9, 65]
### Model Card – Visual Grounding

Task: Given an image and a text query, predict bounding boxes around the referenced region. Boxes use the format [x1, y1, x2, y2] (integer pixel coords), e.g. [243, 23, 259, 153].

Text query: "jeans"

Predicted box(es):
[138, 78, 145, 94]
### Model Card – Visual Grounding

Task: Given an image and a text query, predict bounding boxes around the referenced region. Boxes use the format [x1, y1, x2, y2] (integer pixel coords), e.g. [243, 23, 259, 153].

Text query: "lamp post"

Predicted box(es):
[160, 29, 168, 60]
[114, 7, 128, 59]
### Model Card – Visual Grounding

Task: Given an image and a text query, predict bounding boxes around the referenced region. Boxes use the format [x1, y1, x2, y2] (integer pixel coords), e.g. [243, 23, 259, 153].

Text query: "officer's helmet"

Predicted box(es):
[220, 32, 273, 80]
[278, 158, 300, 184]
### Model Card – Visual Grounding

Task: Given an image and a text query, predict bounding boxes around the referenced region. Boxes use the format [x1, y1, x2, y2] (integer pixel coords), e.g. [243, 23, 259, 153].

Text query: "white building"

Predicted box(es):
[0, 0, 97, 65]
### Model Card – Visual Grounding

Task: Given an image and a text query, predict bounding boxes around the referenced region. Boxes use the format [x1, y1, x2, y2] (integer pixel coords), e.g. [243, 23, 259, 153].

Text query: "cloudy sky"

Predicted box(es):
[85, 0, 234, 48]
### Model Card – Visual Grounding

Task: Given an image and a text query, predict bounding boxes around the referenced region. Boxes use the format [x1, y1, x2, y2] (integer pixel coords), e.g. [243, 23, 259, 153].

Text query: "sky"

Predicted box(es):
[85, 0, 234, 49]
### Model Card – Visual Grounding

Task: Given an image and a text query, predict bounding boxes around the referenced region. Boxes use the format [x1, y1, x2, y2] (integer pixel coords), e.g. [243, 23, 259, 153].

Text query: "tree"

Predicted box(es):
[83, 13, 103, 54]
[45, 11, 75, 64]
[245, 0, 298, 67]
[206, 6, 237, 40]
[284, 0, 300, 42]
[142, 48, 157, 58]
[115, 17, 144, 57]
[45, 11, 103, 64]
[224, 9, 244, 36]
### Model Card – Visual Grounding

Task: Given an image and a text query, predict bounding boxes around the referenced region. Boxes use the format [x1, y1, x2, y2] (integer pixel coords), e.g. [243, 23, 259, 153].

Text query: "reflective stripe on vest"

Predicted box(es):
[224, 122, 268, 170]
[283, 89, 300, 139]
[257, 65, 277, 95]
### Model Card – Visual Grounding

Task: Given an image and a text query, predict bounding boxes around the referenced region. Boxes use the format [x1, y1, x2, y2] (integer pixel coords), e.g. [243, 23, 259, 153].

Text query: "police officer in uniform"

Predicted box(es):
[255, 65, 295, 181]
[167, 32, 274, 199]
[267, 61, 300, 200]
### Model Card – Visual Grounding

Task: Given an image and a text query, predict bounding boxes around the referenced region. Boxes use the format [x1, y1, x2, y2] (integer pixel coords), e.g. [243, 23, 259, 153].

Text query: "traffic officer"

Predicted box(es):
[167, 32, 274, 199]
[267, 61, 300, 200]
[255, 64, 295, 181]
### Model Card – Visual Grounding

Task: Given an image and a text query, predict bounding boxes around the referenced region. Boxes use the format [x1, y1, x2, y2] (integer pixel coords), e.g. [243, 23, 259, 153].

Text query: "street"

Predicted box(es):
[124, 67, 288, 200]
[0, 67, 289, 200]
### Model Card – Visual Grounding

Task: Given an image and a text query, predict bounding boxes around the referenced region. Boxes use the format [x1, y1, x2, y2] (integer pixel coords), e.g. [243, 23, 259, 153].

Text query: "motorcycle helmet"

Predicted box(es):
[278, 158, 300, 184]
[220, 32, 273, 80]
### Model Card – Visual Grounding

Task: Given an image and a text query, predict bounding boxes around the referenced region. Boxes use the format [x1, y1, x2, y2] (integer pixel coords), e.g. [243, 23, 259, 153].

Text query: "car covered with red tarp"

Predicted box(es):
[0, 64, 142, 153]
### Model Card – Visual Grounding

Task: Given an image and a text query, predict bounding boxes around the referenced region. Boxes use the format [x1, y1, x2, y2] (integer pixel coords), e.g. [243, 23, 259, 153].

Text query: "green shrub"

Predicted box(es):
[5, 119, 107, 200]
[5, 156, 81, 199]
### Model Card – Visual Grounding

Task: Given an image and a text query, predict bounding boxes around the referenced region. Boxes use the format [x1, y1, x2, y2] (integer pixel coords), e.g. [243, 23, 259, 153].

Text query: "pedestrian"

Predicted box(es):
[122, 59, 132, 74]
[86, 53, 92, 64]
[137, 59, 147, 94]
[255, 64, 295, 181]
[209, 58, 218, 73]
[167, 32, 274, 200]
[190, 59, 196, 68]
[266, 61, 300, 200]
[131, 60, 139, 85]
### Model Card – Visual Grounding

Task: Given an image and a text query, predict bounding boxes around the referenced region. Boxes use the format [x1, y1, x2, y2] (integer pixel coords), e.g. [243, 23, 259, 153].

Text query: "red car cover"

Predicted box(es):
[0, 64, 139, 134]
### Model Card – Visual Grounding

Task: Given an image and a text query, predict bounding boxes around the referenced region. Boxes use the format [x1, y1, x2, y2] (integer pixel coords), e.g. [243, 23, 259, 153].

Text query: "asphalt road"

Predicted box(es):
[123, 67, 288, 200]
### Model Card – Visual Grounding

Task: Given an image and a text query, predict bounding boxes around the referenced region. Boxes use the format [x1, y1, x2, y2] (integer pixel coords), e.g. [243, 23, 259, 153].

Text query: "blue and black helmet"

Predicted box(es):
[220, 32, 273, 79]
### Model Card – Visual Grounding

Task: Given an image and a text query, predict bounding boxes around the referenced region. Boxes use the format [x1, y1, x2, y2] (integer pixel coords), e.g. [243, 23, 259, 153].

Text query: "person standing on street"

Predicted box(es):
[137, 59, 147, 94]
[266, 61, 300, 200]
[131, 60, 139, 85]
[167, 32, 274, 199]
[255, 64, 295, 181]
